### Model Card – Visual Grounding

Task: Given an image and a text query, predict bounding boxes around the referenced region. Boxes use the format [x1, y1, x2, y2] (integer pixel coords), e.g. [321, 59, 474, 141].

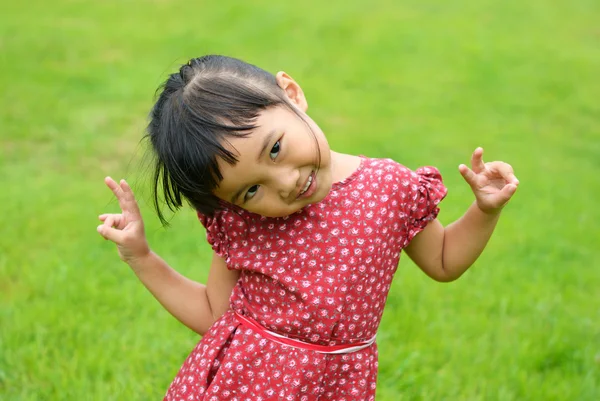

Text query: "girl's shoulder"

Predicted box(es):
[358, 156, 442, 180]
[358, 156, 447, 203]
[197, 207, 250, 259]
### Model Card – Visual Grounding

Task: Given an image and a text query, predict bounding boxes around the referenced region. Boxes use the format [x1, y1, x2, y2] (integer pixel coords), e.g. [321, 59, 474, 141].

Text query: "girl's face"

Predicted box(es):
[213, 100, 333, 217]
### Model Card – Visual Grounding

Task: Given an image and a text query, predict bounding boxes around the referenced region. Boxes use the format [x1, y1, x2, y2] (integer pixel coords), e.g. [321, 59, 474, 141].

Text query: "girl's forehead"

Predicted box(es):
[220, 108, 288, 164]
[222, 127, 271, 165]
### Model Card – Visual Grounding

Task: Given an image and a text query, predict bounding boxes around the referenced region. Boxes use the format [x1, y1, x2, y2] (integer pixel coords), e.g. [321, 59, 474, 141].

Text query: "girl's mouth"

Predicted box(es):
[297, 171, 317, 199]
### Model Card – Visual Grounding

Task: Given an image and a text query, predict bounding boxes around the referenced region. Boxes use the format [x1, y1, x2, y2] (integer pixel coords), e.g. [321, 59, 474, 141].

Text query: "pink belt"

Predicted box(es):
[234, 311, 376, 354]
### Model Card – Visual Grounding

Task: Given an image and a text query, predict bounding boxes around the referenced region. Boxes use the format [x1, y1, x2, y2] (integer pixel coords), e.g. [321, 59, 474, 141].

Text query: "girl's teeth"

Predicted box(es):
[301, 175, 313, 194]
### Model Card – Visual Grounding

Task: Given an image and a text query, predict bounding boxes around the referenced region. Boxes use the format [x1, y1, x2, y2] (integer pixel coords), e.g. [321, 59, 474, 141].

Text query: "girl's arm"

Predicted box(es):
[97, 177, 238, 335]
[124, 251, 239, 335]
[404, 148, 519, 282]
[404, 206, 500, 282]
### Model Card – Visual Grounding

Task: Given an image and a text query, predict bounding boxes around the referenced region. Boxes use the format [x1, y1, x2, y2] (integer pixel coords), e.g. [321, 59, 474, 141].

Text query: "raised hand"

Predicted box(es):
[459, 147, 519, 214]
[97, 177, 150, 263]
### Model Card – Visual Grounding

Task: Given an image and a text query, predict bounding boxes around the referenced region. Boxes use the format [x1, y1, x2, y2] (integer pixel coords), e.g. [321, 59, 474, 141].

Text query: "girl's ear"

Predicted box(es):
[276, 71, 308, 112]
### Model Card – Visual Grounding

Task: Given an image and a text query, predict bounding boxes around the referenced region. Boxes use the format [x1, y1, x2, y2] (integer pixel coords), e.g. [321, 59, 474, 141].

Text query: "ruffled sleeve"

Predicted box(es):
[401, 166, 448, 247]
[197, 209, 247, 263]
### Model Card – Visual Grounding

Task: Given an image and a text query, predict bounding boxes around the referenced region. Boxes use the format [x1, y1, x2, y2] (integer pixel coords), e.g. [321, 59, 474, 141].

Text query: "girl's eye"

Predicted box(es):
[245, 185, 259, 201]
[269, 140, 281, 160]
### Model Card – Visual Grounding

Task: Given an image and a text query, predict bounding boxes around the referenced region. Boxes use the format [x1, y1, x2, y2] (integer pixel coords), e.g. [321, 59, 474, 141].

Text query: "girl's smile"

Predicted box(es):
[297, 171, 317, 199]
[213, 105, 333, 217]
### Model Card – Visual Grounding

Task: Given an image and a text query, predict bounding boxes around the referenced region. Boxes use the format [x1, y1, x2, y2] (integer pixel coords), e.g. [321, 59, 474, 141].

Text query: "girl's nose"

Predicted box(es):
[276, 168, 300, 200]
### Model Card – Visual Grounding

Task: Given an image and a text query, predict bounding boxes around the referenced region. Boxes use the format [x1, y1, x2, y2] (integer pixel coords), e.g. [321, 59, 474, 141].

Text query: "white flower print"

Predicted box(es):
[166, 158, 447, 401]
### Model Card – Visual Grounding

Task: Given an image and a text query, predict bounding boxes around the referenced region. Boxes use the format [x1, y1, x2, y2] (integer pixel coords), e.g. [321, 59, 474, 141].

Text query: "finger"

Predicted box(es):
[103, 215, 116, 229]
[471, 147, 486, 173]
[458, 164, 479, 189]
[105, 177, 141, 218]
[119, 179, 137, 202]
[97, 223, 125, 243]
[488, 162, 520, 185]
[98, 213, 122, 220]
[105, 176, 125, 201]
[498, 183, 518, 202]
[101, 214, 125, 228]
[119, 179, 143, 218]
[99, 213, 118, 222]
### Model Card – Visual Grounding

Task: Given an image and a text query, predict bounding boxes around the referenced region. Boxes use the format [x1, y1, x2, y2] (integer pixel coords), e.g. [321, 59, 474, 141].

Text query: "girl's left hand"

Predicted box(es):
[459, 147, 519, 214]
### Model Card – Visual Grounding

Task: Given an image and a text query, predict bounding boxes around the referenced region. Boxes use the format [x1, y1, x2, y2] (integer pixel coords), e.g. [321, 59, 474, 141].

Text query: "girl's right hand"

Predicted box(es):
[97, 177, 150, 264]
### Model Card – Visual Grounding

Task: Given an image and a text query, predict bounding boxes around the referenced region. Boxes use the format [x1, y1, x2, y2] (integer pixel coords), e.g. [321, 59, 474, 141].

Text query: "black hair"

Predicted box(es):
[146, 55, 319, 224]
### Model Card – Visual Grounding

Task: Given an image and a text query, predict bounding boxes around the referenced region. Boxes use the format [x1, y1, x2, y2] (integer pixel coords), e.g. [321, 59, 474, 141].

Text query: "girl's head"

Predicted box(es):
[147, 55, 332, 223]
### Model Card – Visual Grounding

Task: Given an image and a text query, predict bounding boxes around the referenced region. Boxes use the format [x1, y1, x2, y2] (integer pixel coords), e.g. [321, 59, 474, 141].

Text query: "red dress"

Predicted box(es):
[164, 157, 447, 401]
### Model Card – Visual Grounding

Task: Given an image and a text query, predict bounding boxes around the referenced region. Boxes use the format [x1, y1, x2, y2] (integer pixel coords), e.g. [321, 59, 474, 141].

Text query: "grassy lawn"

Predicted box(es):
[1, 0, 599, 399]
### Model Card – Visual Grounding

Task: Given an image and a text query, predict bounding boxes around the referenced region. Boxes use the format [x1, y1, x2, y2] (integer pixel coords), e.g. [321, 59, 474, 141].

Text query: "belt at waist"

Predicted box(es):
[234, 311, 376, 354]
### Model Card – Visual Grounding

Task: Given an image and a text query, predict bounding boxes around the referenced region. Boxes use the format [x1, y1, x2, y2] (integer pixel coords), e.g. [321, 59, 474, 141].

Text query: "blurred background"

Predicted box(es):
[1, 0, 599, 399]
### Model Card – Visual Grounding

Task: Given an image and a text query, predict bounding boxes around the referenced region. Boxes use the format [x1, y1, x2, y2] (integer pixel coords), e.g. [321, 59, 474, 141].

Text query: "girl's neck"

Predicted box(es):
[330, 151, 362, 184]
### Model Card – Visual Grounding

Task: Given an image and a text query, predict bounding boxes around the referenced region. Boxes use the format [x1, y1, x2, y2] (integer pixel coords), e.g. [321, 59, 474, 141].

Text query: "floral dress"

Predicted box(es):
[164, 156, 447, 401]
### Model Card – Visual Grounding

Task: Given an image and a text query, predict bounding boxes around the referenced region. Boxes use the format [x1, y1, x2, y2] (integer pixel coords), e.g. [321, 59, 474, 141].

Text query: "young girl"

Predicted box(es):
[97, 55, 519, 401]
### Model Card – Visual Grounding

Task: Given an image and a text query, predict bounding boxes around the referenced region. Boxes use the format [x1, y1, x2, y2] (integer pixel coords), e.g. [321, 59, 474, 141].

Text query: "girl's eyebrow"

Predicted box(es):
[257, 130, 277, 161]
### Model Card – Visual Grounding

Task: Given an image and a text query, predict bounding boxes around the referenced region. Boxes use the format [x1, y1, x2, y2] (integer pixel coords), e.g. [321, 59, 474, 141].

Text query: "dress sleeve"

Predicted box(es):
[401, 166, 448, 246]
[197, 209, 246, 262]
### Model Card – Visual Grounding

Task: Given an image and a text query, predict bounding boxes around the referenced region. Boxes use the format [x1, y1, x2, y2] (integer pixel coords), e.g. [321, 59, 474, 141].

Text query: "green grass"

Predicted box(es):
[1, 0, 599, 399]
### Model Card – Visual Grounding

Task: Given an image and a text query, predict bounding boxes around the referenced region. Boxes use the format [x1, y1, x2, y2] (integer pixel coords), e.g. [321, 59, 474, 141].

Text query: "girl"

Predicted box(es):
[97, 55, 519, 401]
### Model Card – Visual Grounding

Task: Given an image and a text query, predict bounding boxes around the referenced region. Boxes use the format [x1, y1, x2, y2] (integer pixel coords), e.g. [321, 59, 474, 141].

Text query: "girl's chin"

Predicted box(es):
[310, 188, 329, 204]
